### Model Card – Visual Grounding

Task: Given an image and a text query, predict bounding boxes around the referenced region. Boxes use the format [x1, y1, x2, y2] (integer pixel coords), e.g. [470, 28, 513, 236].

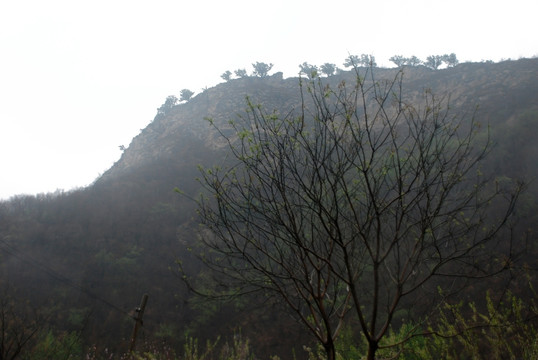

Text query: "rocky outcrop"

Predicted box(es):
[98, 59, 538, 183]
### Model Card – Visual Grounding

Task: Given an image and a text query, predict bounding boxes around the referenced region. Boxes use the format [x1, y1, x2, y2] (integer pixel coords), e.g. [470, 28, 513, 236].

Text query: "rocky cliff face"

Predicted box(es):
[98, 59, 538, 185]
[99, 72, 299, 180]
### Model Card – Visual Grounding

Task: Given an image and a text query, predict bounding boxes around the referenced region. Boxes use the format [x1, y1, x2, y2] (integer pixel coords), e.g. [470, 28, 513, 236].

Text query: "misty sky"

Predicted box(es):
[0, 0, 536, 199]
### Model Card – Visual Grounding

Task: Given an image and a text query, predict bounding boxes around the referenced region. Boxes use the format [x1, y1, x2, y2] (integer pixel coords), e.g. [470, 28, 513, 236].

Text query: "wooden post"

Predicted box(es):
[129, 293, 148, 354]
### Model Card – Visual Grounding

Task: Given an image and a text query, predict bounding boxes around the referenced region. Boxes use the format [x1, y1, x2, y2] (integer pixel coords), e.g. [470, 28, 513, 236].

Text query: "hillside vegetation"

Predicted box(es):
[0, 58, 537, 359]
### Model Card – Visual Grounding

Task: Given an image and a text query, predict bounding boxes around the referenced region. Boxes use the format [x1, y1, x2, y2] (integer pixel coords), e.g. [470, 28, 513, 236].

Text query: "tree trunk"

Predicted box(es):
[366, 340, 378, 360]
[324, 341, 336, 360]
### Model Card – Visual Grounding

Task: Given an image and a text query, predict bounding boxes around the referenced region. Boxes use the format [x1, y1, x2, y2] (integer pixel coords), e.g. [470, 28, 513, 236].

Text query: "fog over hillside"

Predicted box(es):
[0, 59, 537, 359]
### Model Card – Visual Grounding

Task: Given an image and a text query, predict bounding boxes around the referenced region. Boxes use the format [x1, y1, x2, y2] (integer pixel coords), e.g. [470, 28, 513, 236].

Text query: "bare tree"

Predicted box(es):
[188, 66, 522, 359]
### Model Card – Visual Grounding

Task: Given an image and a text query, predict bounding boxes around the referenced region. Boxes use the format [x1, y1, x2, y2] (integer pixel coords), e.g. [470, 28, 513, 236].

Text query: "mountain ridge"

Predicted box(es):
[99, 58, 538, 185]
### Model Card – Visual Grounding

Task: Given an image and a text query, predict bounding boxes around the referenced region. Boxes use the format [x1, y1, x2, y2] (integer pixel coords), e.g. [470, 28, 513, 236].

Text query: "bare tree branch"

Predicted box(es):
[185, 65, 524, 360]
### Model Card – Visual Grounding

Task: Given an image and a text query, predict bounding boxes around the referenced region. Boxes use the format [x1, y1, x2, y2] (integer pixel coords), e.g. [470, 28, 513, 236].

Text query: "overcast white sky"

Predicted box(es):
[0, 0, 536, 200]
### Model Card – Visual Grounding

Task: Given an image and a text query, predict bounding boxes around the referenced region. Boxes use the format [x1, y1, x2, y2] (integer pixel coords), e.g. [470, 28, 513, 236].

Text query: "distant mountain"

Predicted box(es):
[1, 58, 537, 358]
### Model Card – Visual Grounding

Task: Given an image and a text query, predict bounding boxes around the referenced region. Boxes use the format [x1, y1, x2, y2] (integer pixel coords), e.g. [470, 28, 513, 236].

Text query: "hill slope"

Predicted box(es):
[0, 59, 537, 358]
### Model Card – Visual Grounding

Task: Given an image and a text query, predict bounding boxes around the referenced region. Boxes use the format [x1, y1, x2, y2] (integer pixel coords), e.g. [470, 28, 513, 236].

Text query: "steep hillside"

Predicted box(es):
[99, 72, 297, 181]
[0, 59, 537, 358]
[101, 58, 538, 185]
